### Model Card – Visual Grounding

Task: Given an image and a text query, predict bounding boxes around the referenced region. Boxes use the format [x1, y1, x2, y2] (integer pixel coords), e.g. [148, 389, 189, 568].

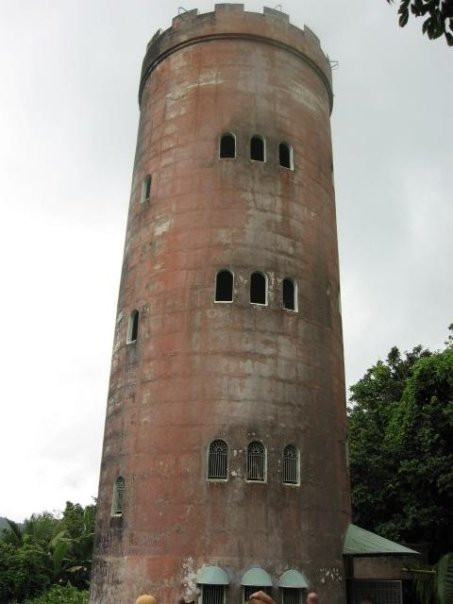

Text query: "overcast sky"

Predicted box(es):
[0, 1, 451, 522]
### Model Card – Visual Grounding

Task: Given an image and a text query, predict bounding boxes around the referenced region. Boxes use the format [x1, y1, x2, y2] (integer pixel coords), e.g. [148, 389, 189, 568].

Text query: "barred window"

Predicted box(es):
[279, 142, 293, 170]
[208, 440, 228, 480]
[250, 272, 267, 305]
[250, 135, 265, 162]
[215, 270, 233, 302]
[142, 174, 152, 203]
[283, 445, 299, 485]
[283, 278, 297, 311]
[244, 587, 270, 602]
[281, 589, 302, 604]
[127, 309, 139, 343]
[220, 133, 236, 158]
[202, 585, 224, 604]
[111, 476, 125, 516]
[247, 441, 265, 481]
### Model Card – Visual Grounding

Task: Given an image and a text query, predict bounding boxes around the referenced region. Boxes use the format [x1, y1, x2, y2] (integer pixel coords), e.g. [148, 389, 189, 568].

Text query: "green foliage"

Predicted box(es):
[0, 502, 96, 603]
[1, 520, 23, 547]
[412, 553, 453, 604]
[21, 585, 88, 604]
[386, 0, 453, 45]
[0, 540, 52, 603]
[436, 552, 453, 604]
[348, 326, 453, 561]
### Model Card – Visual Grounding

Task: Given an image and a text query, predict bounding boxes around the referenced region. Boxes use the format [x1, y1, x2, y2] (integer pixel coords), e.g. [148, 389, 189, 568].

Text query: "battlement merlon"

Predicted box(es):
[139, 4, 333, 113]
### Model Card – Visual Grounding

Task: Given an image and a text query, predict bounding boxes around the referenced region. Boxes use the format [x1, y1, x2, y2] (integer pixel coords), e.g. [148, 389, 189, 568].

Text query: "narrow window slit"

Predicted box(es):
[283, 278, 297, 311]
[142, 175, 152, 203]
[128, 309, 139, 343]
[111, 476, 125, 516]
[279, 142, 293, 169]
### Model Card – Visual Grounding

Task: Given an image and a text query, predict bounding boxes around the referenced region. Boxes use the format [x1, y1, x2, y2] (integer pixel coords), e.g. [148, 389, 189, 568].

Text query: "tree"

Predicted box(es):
[348, 326, 453, 561]
[387, 0, 453, 45]
[0, 501, 96, 602]
[22, 585, 89, 604]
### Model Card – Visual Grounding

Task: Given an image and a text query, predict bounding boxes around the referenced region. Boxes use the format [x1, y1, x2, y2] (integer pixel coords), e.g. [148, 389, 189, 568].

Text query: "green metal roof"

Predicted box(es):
[197, 565, 229, 585]
[278, 570, 309, 589]
[343, 524, 419, 556]
[241, 567, 273, 587]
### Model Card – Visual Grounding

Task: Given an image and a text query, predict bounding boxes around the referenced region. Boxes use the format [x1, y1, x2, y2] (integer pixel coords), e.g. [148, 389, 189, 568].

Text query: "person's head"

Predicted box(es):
[306, 592, 319, 604]
[136, 595, 157, 604]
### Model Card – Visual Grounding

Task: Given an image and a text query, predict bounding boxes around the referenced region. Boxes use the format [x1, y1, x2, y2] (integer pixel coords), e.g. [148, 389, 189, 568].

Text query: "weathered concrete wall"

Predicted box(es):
[353, 556, 417, 580]
[90, 5, 350, 604]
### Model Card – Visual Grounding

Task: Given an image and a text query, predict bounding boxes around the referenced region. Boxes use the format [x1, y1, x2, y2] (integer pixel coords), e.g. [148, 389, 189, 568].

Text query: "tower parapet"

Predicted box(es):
[139, 5, 332, 111]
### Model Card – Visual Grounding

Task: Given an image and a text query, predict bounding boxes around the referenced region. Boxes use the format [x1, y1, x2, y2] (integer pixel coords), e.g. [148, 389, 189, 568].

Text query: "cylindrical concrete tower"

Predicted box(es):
[90, 5, 350, 604]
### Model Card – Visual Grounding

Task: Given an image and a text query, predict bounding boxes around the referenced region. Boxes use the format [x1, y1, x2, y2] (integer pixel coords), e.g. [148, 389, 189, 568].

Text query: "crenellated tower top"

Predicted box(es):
[139, 4, 333, 111]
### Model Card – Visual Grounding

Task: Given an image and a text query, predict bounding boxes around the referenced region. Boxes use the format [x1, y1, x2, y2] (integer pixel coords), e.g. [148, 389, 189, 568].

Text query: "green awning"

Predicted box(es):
[197, 565, 229, 585]
[343, 524, 419, 556]
[278, 570, 308, 589]
[241, 567, 273, 587]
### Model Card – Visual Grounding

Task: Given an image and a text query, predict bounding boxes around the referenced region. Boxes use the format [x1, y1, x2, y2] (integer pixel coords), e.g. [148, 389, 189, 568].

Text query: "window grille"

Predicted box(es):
[202, 585, 224, 604]
[250, 136, 265, 162]
[219, 133, 236, 158]
[283, 278, 296, 310]
[250, 272, 267, 305]
[247, 441, 265, 481]
[279, 143, 293, 169]
[215, 270, 233, 302]
[283, 445, 299, 484]
[243, 587, 270, 602]
[142, 175, 152, 202]
[208, 440, 228, 480]
[111, 476, 125, 516]
[352, 580, 402, 604]
[281, 589, 302, 604]
[128, 309, 139, 343]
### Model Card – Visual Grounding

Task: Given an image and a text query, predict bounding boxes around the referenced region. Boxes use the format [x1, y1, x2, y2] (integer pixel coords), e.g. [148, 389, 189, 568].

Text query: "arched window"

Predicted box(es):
[127, 309, 139, 343]
[141, 175, 152, 203]
[247, 441, 266, 481]
[111, 476, 125, 516]
[250, 135, 265, 162]
[283, 278, 297, 311]
[279, 142, 293, 169]
[250, 272, 267, 305]
[215, 270, 233, 302]
[283, 445, 299, 485]
[241, 568, 273, 602]
[198, 566, 229, 604]
[219, 133, 236, 158]
[208, 439, 228, 480]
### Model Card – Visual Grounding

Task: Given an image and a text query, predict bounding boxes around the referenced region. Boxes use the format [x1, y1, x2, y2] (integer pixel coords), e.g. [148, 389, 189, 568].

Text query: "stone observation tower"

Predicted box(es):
[90, 5, 350, 604]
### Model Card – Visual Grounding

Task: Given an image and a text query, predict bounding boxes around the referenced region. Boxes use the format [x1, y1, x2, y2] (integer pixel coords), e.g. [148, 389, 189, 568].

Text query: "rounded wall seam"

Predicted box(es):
[138, 33, 333, 113]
